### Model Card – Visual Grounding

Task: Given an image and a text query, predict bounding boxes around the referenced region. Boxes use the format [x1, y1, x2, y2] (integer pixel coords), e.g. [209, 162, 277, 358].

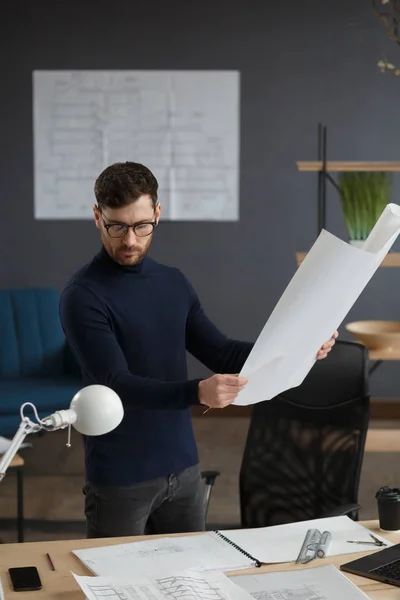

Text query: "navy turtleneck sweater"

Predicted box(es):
[59, 247, 253, 486]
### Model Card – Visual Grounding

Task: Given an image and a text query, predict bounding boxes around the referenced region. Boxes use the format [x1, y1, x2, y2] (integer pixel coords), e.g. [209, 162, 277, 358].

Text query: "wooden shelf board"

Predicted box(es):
[297, 161, 400, 172]
[296, 251, 400, 267]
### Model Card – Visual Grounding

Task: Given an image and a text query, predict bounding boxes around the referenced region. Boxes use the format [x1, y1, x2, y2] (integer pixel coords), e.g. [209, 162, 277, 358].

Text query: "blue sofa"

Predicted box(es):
[0, 288, 81, 435]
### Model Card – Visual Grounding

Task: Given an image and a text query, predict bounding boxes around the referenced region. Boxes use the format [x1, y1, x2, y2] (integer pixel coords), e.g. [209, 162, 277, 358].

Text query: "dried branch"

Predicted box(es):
[373, 0, 400, 46]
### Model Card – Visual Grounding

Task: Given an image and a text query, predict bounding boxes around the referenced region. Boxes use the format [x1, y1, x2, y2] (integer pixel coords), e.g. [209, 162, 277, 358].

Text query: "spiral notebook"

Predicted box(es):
[73, 516, 390, 577]
[72, 530, 261, 577]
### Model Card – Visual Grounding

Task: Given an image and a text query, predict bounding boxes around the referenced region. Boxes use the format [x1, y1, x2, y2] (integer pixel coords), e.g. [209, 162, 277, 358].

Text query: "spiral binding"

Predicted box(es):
[214, 530, 262, 568]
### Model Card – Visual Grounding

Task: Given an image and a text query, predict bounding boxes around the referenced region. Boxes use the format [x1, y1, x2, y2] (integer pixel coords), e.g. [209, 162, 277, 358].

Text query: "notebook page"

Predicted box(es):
[219, 516, 392, 563]
[73, 532, 256, 577]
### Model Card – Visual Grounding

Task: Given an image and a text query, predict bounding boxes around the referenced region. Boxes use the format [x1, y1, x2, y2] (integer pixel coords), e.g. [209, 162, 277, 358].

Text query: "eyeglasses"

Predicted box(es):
[100, 214, 158, 238]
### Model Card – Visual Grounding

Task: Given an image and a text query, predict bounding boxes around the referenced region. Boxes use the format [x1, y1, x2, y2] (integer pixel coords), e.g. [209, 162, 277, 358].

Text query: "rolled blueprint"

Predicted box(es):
[235, 203, 400, 406]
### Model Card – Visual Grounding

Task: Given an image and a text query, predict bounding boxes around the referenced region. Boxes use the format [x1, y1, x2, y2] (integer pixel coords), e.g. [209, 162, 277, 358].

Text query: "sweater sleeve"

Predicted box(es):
[59, 283, 201, 410]
[184, 276, 253, 374]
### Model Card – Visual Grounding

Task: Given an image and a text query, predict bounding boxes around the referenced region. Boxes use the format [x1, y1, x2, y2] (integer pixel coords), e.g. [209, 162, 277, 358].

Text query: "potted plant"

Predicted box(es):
[338, 171, 392, 246]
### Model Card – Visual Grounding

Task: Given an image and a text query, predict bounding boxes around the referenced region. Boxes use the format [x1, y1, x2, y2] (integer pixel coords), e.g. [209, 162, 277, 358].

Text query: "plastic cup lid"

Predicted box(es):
[376, 486, 400, 501]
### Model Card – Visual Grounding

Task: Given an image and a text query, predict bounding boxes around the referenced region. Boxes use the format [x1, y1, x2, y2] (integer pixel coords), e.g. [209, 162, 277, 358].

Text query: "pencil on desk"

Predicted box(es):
[46, 552, 56, 571]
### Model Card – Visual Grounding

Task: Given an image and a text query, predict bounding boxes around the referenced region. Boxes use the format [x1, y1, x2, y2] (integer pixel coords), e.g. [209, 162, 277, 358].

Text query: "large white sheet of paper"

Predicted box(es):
[219, 515, 392, 564]
[231, 564, 370, 600]
[0, 436, 31, 455]
[73, 532, 256, 578]
[73, 570, 254, 600]
[33, 70, 239, 221]
[235, 203, 400, 406]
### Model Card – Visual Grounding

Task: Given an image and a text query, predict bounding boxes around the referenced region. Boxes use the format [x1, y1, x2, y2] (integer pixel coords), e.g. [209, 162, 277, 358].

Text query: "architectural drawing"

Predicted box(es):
[156, 575, 224, 600]
[85, 582, 136, 600]
[251, 586, 326, 600]
[33, 70, 239, 221]
[82, 578, 326, 600]
[136, 545, 183, 558]
[78, 574, 235, 600]
[232, 565, 367, 600]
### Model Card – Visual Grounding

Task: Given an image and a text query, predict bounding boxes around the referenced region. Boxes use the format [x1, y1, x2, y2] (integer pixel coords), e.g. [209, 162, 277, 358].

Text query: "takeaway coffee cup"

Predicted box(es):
[376, 486, 400, 532]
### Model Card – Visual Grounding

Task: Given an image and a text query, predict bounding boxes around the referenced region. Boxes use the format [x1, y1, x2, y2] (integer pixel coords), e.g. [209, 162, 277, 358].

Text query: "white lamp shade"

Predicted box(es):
[69, 385, 124, 435]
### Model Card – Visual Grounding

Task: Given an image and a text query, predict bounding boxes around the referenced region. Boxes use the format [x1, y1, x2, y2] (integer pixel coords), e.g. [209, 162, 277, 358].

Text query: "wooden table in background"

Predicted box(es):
[0, 520, 399, 599]
[365, 429, 400, 452]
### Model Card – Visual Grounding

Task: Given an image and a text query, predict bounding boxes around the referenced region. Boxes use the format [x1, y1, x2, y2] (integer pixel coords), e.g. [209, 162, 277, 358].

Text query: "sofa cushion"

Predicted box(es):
[0, 289, 67, 378]
[0, 377, 81, 417]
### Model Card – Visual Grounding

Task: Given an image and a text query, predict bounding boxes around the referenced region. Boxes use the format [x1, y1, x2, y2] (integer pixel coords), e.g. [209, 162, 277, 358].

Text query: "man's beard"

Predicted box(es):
[103, 234, 152, 266]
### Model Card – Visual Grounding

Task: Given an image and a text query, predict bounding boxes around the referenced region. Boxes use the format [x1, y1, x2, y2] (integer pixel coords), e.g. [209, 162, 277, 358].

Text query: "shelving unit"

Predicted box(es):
[296, 251, 400, 268]
[297, 124, 400, 235]
[297, 161, 400, 172]
[296, 124, 400, 374]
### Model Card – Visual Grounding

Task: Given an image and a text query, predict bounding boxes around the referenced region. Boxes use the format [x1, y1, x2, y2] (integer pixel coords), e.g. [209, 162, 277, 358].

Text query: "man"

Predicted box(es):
[60, 161, 337, 538]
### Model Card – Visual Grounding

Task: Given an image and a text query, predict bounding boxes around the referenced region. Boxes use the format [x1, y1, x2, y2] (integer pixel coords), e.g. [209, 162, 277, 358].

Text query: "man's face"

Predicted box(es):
[94, 195, 161, 266]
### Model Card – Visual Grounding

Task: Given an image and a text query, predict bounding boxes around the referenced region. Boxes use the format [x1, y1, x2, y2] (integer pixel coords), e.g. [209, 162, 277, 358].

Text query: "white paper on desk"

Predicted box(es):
[73, 532, 256, 577]
[235, 203, 400, 406]
[220, 515, 393, 564]
[0, 436, 31, 455]
[231, 564, 370, 600]
[72, 570, 254, 600]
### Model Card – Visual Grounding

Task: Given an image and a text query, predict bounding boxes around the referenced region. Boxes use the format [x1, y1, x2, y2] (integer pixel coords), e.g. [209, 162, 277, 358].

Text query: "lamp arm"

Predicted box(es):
[0, 418, 41, 482]
[0, 385, 124, 482]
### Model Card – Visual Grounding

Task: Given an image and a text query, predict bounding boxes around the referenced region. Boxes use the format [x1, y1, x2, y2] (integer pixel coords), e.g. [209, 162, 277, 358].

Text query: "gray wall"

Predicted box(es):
[1, 0, 399, 396]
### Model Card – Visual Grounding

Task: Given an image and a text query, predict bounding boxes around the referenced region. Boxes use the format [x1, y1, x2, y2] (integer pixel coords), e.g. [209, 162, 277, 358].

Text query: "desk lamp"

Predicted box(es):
[0, 384, 124, 481]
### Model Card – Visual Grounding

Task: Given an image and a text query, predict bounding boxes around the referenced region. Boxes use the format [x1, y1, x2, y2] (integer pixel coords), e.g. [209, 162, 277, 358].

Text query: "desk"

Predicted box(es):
[365, 429, 400, 453]
[0, 520, 399, 599]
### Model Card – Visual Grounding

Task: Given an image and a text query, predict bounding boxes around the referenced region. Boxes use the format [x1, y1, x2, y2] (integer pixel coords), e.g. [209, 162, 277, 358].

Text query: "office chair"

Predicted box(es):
[239, 340, 370, 528]
[202, 470, 220, 521]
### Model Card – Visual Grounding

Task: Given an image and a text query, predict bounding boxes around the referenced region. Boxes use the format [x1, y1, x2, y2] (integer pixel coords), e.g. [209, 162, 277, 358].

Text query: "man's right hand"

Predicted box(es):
[198, 374, 248, 409]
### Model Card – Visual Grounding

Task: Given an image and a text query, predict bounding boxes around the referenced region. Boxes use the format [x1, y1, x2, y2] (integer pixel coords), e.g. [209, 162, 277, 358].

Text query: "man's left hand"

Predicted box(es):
[316, 330, 338, 360]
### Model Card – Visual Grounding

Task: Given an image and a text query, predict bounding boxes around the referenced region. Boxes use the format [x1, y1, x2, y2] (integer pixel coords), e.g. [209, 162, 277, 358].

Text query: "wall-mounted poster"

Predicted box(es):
[33, 70, 240, 221]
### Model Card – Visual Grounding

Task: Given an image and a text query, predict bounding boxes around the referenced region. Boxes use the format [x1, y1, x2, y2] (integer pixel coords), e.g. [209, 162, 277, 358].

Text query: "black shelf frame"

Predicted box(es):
[314, 123, 381, 375]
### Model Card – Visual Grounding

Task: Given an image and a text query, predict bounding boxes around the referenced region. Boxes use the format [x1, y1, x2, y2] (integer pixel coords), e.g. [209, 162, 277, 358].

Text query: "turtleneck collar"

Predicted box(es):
[97, 245, 147, 274]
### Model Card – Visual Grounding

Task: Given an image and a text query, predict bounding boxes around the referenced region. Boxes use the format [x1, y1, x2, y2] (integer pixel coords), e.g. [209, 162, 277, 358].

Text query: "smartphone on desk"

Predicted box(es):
[9, 566, 42, 591]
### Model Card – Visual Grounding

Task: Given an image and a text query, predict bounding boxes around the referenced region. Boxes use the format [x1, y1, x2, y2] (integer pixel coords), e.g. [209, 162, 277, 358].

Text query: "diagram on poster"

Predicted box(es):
[33, 70, 239, 220]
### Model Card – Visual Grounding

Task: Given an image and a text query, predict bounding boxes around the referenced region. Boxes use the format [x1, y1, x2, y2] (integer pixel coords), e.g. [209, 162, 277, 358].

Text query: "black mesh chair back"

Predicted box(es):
[239, 340, 370, 528]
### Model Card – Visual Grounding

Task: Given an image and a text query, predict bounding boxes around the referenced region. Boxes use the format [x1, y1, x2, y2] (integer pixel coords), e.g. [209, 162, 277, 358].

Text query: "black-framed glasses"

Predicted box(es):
[100, 214, 158, 238]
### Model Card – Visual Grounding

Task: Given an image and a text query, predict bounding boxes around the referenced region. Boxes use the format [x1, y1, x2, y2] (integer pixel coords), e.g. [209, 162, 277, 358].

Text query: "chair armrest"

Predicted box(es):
[201, 471, 221, 520]
[201, 470, 220, 486]
[321, 503, 361, 518]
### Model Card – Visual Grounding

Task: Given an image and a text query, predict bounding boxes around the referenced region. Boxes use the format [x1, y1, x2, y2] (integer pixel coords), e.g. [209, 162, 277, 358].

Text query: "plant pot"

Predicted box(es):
[349, 240, 365, 249]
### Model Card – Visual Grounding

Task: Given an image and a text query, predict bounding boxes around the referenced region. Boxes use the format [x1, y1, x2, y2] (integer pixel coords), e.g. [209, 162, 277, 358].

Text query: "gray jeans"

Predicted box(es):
[83, 464, 205, 538]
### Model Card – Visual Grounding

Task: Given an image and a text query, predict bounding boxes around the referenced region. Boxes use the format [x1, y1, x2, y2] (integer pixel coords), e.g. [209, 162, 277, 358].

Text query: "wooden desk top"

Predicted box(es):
[0, 521, 399, 599]
[9, 454, 24, 469]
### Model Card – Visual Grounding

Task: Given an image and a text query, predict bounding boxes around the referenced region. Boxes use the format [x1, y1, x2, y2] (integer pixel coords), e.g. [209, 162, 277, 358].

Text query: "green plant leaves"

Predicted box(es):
[338, 171, 391, 240]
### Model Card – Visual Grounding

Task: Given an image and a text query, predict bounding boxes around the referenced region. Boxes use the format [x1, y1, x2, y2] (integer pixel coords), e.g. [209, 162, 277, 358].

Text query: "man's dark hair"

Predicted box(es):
[94, 162, 158, 210]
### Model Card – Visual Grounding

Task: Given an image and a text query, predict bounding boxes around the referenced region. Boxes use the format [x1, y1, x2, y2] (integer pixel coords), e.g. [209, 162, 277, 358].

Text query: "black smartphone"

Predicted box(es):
[9, 566, 42, 591]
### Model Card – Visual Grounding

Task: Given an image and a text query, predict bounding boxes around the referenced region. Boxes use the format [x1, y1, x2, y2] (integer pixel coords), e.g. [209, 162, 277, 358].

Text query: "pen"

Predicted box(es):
[203, 405, 228, 415]
[46, 552, 56, 571]
[317, 531, 332, 558]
